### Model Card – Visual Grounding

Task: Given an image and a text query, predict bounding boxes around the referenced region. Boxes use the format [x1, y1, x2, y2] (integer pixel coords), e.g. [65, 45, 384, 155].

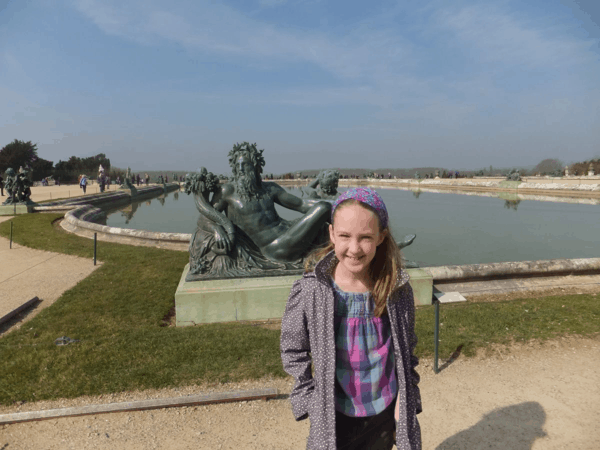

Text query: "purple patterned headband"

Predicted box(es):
[331, 187, 389, 229]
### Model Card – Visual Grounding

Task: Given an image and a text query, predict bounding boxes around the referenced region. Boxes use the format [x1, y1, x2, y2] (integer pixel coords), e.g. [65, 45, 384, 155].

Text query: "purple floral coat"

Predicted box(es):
[280, 250, 422, 449]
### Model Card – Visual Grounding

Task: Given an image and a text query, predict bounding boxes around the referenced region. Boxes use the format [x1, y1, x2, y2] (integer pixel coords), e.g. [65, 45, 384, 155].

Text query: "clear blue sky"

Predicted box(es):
[1, 0, 599, 174]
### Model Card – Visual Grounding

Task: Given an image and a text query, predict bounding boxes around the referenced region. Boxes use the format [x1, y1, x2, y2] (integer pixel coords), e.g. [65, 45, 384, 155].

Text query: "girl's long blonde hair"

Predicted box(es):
[304, 199, 404, 318]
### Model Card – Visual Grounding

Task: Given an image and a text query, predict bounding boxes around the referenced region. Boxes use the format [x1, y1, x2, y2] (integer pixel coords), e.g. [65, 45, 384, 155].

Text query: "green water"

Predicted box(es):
[105, 187, 600, 267]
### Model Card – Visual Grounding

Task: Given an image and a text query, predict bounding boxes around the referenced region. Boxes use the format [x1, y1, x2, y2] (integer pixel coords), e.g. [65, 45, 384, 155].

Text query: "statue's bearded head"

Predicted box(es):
[228, 142, 266, 202]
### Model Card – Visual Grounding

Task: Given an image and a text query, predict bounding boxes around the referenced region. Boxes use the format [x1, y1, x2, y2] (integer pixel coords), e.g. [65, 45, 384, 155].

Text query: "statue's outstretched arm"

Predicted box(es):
[308, 178, 319, 189]
[271, 183, 325, 214]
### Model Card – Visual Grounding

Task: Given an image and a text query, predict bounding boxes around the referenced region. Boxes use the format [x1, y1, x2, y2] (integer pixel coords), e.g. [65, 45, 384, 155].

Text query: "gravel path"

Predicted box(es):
[0, 216, 102, 337]
[1, 335, 598, 449]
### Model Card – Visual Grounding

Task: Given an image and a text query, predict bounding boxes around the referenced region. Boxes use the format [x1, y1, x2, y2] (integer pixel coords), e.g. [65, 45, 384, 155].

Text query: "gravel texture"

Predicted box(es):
[1, 336, 599, 449]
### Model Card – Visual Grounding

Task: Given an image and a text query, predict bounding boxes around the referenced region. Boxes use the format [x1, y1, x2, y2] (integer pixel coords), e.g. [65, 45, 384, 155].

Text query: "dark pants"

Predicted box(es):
[336, 397, 396, 450]
[82, 184, 86, 194]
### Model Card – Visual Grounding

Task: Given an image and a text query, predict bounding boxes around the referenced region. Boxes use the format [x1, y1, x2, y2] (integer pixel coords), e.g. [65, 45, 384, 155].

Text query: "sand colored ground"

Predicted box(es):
[0, 336, 598, 449]
[24, 183, 161, 203]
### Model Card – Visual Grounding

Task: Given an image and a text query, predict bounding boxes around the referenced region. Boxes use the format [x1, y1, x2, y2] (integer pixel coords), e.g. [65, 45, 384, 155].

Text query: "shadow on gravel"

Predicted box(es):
[436, 402, 546, 450]
[436, 344, 464, 373]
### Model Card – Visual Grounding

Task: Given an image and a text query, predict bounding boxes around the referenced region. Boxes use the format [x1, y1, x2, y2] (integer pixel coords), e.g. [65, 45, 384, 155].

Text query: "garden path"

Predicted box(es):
[0, 216, 101, 337]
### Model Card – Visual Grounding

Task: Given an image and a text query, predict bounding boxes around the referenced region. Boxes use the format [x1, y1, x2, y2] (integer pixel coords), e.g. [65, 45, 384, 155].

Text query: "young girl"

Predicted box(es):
[281, 187, 422, 450]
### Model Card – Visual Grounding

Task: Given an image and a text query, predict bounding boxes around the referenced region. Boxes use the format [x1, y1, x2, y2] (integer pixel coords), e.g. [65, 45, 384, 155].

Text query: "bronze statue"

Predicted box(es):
[119, 166, 137, 194]
[184, 142, 331, 280]
[2, 167, 33, 205]
[301, 169, 340, 199]
[506, 169, 521, 181]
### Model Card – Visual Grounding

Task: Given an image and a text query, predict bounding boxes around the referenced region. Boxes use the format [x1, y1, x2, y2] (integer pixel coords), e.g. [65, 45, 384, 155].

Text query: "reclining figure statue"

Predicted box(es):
[301, 169, 340, 199]
[184, 142, 331, 281]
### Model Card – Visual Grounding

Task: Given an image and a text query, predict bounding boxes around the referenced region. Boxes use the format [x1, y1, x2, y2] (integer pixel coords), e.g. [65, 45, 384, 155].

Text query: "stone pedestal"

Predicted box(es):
[405, 268, 433, 306]
[499, 180, 521, 188]
[119, 187, 138, 197]
[175, 264, 300, 325]
[175, 264, 434, 326]
[0, 204, 35, 215]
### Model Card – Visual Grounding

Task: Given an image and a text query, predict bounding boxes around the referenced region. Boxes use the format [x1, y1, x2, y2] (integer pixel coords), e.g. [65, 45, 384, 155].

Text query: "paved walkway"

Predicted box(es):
[0, 216, 101, 336]
[15, 183, 161, 203]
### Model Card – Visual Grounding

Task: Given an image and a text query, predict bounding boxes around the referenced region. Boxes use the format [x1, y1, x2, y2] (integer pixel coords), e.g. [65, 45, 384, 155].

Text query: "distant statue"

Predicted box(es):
[434, 170, 440, 178]
[183, 142, 331, 280]
[564, 166, 570, 177]
[119, 167, 137, 194]
[506, 169, 521, 181]
[589, 163, 595, 177]
[2, 167, 33, 205]
[99, 164, 105, 176]
[414, 172, 421, 179]
[301, 169, 340, 199]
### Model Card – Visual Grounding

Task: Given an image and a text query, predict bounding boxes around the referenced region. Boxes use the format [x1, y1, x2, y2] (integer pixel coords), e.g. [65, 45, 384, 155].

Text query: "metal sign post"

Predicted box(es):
[433, 291, 467, 374]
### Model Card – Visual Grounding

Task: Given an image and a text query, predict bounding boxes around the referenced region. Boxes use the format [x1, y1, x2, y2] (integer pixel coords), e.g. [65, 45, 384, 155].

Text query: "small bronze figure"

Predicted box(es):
[2, 167, 33, 205]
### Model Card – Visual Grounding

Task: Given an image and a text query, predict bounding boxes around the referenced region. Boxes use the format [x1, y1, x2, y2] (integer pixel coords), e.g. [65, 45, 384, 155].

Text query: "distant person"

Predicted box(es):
[165, 175, 169, 183]
[0, 175, 4, 196]
[55, 177, 60, 186]
[80, 175, 87, 194]
[137, 174, 141, 186]
[145, 173, 150, 185]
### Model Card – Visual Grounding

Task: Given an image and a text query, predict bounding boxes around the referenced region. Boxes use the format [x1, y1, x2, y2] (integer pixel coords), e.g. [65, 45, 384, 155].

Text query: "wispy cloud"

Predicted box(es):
[433, 3, 599, 69]
[71, 0, 416, 83]
[59, 0, 600, 149]
[258, 0, 288, 8]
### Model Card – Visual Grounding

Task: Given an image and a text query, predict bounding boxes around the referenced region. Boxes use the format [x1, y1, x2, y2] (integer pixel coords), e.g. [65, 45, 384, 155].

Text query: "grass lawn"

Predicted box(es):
[0, 213, 599, 405]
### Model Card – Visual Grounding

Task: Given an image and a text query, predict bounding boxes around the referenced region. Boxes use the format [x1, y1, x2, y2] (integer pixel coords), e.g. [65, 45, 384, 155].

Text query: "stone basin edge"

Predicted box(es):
[46, 183, 190, 251]
[48, 181, 599, 280]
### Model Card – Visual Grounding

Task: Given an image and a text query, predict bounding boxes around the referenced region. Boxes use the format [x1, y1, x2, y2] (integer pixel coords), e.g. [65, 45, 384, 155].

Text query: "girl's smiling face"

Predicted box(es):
[329, 202, 387, 284]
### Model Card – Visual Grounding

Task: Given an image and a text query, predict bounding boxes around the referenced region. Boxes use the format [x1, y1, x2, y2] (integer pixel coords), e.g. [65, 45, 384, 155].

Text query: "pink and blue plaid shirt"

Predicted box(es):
[331, 277, 398, 417]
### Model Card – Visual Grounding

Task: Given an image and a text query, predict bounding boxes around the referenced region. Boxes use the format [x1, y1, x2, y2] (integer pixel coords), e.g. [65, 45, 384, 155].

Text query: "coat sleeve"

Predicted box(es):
[280, 279, 315, 421]
[404, 284, 423, 415]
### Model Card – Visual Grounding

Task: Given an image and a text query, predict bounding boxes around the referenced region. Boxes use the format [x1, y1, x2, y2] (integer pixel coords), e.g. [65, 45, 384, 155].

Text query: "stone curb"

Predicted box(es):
[428, 258, 600, 283]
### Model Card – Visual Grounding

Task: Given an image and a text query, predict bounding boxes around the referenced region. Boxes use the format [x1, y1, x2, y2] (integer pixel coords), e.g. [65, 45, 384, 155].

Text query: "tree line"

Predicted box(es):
[2, 139, 596, 183]
[0, 139, 126, 184]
